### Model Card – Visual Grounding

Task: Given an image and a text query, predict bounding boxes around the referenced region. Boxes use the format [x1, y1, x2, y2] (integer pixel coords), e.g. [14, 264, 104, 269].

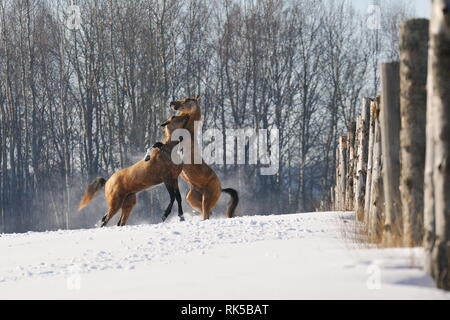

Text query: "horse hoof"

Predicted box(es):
[161, 216, 167, 222]
[179, 216, 185, 222]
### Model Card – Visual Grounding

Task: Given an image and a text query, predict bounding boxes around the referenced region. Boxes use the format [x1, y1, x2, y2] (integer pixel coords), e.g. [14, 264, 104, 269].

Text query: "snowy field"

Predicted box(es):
[0, 211, 449, 300]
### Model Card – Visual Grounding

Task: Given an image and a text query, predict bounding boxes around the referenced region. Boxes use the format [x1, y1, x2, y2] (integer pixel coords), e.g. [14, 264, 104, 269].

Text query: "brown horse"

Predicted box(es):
[164, 96, 239, 220]
[78, 115, 189, 226]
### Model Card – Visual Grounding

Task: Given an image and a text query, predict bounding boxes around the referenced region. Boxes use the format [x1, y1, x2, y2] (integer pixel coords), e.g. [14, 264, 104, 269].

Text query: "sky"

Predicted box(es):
[351, 0, 431, 18]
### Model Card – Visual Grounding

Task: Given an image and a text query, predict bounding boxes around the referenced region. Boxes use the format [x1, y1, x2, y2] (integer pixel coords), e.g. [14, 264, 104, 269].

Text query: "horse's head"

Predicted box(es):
[145, 115, 190, 162]
[160, 114, 190, 138]
[144, 143, 164, 162]
[169, 95, 200, 114]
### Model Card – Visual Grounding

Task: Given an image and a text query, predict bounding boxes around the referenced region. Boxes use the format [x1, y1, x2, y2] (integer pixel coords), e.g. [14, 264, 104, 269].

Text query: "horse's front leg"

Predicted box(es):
[174, 186, 184, 222]
[162, 183, 175, 222]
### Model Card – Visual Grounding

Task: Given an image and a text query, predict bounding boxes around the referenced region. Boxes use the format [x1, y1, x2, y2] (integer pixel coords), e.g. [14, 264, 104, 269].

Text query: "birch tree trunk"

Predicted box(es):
[424, 0, 450, 291]
[399, 19, 429, 247]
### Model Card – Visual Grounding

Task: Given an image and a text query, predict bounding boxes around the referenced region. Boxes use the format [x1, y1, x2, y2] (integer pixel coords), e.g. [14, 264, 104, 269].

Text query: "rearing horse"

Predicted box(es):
[162, 96, 239, 220]
[78, 115, 190, 226]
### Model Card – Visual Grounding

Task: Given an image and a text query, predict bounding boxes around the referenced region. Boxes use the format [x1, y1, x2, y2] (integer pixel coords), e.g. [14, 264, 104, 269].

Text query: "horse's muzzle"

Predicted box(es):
[144, 148, 153, 162]
[170, 102, 180, 110]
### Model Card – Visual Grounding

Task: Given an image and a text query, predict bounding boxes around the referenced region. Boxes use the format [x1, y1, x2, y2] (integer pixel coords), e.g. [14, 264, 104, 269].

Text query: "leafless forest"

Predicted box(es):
[0, 0, 413, 233]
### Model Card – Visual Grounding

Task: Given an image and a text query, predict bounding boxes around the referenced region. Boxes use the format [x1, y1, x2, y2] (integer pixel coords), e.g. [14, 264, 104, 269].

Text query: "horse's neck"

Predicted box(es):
[192, 107, 202, 122]
[185, 107, 201, 138]
[162, 133, 172, 144]
[186, 108, 202, 158]
[161, 107, 202, 144]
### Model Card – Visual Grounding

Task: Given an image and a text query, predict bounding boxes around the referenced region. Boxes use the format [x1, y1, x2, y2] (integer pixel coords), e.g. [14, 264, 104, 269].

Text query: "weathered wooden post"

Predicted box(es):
[424, 0, 450, 291]
[335, 146, 340, 211]
[368, 98, 384, 243]
[345, 122, 356, 211]
[399, 19, 429, 247]
[330, 186, 335, 211]
[355, 98, 371, 221]
[337, 136, 347, 211]
[380, 62, 402, 245]
[353, 114, 362, 213]
[364, 99, 377, 223]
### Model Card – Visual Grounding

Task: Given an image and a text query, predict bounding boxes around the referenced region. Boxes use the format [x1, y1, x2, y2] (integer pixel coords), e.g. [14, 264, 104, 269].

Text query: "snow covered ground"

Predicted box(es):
[0, 211, 449, 300]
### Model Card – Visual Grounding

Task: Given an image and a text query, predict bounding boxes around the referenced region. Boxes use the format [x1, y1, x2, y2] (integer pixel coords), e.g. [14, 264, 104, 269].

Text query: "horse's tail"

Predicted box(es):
[222, 188, 239, 218]
[79, 177, 107, 211]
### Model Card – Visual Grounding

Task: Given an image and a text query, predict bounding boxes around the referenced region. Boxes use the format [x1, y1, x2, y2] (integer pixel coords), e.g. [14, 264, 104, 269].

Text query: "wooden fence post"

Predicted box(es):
[355, 98, 371, 221]
[345, 122, 356, 211]
[364, 99, 377, 223]
[330, 186, 335, 211]
[353, 115, 362, 213]
[335, 146, 340, 211]
[424, 0, 450, 291]
[380, 62, 402, 245]
[399, 19, 429, 247]
[337, 136, 347, 211]
[368, 98, 384, 243]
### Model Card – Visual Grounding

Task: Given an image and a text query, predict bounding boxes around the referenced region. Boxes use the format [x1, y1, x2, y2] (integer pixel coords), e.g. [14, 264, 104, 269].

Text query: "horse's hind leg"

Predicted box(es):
[100, 195, 122, 227]
[201, 187, 221, 220]
[118, 193, 137, 226]
[186, 187, 202, 214]
[100, 205, 121, 228]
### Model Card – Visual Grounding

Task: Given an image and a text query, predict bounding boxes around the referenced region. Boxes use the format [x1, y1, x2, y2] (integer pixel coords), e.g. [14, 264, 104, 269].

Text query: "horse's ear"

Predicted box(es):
[195, 94, 201, 101]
